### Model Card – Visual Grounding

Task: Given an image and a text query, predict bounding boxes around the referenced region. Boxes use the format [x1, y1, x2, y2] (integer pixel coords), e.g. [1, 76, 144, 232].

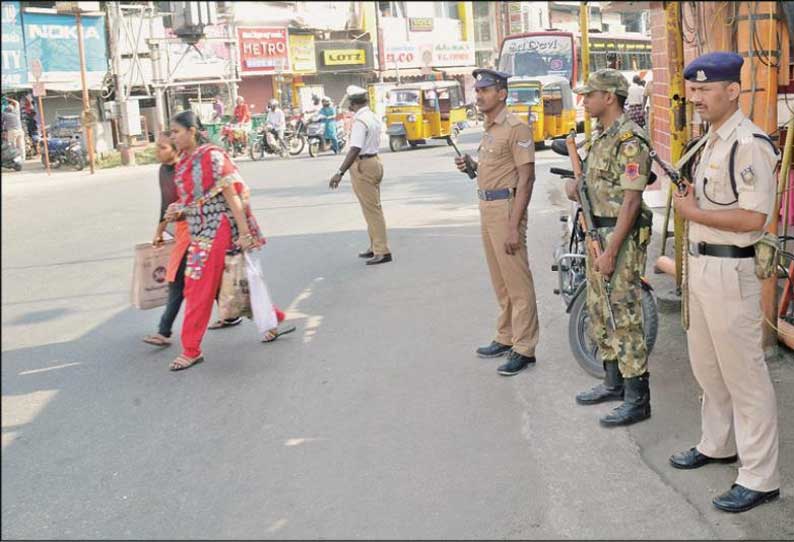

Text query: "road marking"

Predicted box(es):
[19, 362, 82, 376]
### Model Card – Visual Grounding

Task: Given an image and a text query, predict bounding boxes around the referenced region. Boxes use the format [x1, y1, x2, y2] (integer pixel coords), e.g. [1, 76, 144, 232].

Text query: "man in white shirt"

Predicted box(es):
[265, 99, 287, 150]
[625, 75, 646, 127]
[328, 85, 391, 265]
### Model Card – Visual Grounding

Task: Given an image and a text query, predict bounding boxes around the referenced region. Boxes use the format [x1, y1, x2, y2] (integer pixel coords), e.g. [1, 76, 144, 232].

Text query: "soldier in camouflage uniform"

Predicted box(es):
[564, 69, 654, 427]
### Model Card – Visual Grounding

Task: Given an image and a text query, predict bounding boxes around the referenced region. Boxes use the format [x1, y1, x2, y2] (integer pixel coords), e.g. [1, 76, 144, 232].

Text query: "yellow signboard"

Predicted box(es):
[289, 33, 317, 74]
[323, 49, 366, 65]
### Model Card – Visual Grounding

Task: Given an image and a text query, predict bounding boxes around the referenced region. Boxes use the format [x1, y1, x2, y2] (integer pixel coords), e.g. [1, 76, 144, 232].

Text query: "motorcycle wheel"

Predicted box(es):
[288, 135, 306, 156]
[308, 140, 319, 158]
[249, 141, 264, 161]
[72, 153, 85, 171]
[13, 162, 22, 171]
[568, 286, 658, 379]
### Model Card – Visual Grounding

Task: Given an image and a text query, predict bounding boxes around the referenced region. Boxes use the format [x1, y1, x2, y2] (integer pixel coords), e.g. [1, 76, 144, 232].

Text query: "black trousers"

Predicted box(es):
[157, 254, 186, 337]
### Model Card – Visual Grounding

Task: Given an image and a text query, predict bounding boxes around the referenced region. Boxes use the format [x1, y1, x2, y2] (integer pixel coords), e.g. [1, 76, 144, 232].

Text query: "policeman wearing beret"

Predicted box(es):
[454, 69, 540, 376]
[671, 52, 781, 513]
[330, 85, 392, 265]
[566, 69, 654, 427]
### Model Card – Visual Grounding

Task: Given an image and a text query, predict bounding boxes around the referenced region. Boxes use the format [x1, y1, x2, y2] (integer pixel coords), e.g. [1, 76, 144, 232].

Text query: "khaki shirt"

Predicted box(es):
[690, 109, 778, 247]
[477, 107, 534, 191]
[583, 114, 652, 217]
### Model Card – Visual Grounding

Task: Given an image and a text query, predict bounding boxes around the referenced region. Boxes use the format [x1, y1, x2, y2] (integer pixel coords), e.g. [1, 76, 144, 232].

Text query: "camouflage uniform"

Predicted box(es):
[581, 101, 653, 379]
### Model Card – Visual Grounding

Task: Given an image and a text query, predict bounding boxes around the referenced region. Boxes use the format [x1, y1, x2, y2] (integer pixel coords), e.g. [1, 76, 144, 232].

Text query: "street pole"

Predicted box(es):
[148, 4, 166, 134]
[76, 12, 96, 174]
[579, 2, 591, 141]
[110, 2, 134, 165]
[375, 2, 384, 83]
[37, 93, 51, 175]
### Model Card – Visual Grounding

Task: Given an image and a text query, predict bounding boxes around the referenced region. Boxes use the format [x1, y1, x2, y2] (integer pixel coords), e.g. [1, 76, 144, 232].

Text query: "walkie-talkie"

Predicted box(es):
[448, 137, 477, 179]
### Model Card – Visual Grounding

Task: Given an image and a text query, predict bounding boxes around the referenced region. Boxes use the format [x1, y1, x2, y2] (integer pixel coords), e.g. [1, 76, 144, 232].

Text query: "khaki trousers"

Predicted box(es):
[350, 157, 390, 255]
[480, 197, 540, 357]
[687, 255, 780, 492]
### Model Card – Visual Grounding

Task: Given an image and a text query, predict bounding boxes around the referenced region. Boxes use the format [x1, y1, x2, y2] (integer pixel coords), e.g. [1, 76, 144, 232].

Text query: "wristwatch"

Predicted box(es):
[336, 169, 345, 177]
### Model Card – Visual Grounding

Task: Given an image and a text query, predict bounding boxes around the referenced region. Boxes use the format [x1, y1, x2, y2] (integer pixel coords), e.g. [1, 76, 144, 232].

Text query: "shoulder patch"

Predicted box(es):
[517, 139, 533, 149]
[625, 162, 641, 181]
[619, 131, 634, 142]
[621, 139, 640, 158]
[740, 165, 755, 186]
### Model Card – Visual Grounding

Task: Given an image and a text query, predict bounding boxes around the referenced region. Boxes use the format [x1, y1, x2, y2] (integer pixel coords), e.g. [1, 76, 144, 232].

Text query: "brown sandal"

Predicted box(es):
[142, 333, 171, 347]
[169, 354, 204, 371]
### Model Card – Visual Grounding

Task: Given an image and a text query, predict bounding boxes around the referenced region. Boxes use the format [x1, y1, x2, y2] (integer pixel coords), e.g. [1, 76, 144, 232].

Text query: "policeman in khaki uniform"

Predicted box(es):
[455, 69, 540, 376]
[566, 69, 654, 427]
[671, 52, 781, 513]
[330, 85, 392, 266]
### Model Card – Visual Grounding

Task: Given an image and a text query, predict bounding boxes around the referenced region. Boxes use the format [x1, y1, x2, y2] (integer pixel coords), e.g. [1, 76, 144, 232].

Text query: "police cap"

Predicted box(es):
[473, 68, 510, 89]
[683, 52, 743, 83]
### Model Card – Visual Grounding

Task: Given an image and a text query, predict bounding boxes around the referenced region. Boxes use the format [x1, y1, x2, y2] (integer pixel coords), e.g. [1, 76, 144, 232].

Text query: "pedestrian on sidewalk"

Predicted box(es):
[626, 75, 646, 127]
[329, 85, 392, 266]
[454, 68, 540, 377]
[671, 51, 781, 513]
[167, 111, 291, 371]
[3, 98, 25, 161]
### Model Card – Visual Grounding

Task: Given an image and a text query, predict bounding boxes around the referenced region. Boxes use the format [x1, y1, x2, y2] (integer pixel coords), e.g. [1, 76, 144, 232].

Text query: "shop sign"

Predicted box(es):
[384, 43, 419, 69]
[289, 33, 316, 74]
[323, 49, 366, 66]
[409, 17, 433, 32]
[1, 1, 27, 88]
[22, 12, 107, 87]
[238, 26, 290, 74]
[432, 42, 475, 67]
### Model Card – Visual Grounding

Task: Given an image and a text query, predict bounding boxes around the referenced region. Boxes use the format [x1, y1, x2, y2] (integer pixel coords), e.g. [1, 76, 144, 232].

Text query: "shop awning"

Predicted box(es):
[434, 66, 478, 77]
[381, 69, 427, 80]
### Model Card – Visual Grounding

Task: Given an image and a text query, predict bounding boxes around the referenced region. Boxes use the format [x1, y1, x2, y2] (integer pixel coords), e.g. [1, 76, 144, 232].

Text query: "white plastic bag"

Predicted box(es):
[244, 251, 278, 334]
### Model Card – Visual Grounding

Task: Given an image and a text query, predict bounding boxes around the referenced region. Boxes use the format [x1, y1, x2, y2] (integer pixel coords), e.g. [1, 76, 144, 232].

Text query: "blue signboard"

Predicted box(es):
[1, 1, 28, 89]
[23, 12, 108, 84]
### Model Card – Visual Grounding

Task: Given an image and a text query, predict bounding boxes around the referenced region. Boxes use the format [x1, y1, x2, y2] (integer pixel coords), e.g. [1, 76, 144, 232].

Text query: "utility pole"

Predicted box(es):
[76, 12, 96, 174]
[110, 2, 135, 165]
[579, 2, 591, 140]
[374, 1, 384, 83]
[149, 4, 166, 135]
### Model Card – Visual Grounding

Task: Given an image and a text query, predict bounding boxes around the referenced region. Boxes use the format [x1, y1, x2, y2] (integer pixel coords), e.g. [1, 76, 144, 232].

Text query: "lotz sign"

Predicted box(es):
[323, 49, 366, 66]
[237, 27, 290, 74]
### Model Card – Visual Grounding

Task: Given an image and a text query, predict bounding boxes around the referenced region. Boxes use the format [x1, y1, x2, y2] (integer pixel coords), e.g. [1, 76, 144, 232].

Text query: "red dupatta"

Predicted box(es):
[174, 143, 265, 280]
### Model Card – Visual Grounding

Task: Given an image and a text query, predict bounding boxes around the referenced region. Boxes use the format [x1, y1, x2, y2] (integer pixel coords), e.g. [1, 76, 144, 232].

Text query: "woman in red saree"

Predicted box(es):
[168, 111, 289, 371]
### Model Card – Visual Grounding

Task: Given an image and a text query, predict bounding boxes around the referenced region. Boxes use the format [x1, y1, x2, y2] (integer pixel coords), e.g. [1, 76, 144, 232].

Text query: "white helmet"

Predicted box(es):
[269, 99, 278, 107]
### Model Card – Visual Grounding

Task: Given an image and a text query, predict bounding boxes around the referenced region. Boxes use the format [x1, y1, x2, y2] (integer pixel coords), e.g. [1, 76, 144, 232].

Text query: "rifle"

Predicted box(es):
[565, 132, 617, 332]
[448, 137, 477, 179]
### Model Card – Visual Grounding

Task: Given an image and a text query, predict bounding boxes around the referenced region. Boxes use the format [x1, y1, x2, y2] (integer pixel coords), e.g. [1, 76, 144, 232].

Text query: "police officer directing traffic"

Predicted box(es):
[671, 52, 781, 513]
[454, 68, 540, 376]
[329, 85, 392, 265]
[566, 69, 654, 427]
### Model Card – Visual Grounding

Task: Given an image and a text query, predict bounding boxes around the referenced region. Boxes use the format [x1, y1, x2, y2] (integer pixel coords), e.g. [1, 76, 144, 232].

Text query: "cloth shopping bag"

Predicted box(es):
[218, 252, 252, 320]
[244, 251, 278, 334]
[131, 240, 175, 309]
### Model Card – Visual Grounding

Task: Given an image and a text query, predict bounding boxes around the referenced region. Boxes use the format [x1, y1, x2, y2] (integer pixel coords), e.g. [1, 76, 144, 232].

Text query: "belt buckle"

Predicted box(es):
[698, 241, 706, 256]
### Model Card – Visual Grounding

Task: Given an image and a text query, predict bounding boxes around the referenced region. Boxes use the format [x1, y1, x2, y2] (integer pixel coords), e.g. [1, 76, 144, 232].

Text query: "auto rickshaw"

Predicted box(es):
[384, 80, 467, 152]
[507, 76, 577, 148]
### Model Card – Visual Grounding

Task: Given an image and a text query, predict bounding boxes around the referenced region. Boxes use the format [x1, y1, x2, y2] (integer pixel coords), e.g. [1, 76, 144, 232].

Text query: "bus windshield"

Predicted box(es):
[499, 34, 575, 83]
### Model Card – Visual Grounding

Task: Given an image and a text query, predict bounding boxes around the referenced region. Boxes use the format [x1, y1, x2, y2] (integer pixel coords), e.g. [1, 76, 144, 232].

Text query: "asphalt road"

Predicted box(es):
[2, 128, 792, 539]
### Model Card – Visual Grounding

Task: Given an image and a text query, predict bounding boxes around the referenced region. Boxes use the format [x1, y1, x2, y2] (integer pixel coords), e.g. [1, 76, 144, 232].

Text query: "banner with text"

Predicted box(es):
[238, 27, 290, 74]
[1, 1, 27, 89]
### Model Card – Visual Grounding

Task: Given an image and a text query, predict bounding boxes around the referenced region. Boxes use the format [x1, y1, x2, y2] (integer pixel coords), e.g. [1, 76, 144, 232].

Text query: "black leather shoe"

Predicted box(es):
[712, 484, 780, 513]
[576, 361, 624, 405]
[476, 341, 512, 358]
[497, 351, 536, 376]
[669, 447, 738, 470]
[599, 373, 651, 427]
[358, 250, 374, 258]
[366, 253, 392, 265]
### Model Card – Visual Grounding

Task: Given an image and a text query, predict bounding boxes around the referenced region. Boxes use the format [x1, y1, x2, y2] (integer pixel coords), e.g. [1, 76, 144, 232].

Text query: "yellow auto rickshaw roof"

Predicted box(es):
[391, 80, 461, 92]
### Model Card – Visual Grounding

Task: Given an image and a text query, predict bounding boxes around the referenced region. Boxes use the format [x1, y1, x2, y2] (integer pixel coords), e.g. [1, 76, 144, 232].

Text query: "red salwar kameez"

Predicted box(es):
[173, 143, 284, 359]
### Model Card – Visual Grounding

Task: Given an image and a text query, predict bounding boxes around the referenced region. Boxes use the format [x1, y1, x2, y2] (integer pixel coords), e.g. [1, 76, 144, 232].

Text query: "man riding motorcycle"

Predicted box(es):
[266, 99, 287, 152]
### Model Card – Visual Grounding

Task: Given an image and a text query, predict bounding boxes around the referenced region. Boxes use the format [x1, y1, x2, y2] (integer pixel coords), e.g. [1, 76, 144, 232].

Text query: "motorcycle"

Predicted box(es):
[221, 122, 247, 157]
[284, 115, 307, 156]
[2, 139, 23, 171]
[549, 139, 658, 378]
[306, 114, 347, 158]
[249, 123, 289, 161]
[40, 133, 85, 170]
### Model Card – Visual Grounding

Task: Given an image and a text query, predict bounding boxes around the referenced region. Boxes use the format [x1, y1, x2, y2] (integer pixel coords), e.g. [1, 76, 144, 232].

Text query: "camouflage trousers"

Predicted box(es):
[585, 227, 649, 378]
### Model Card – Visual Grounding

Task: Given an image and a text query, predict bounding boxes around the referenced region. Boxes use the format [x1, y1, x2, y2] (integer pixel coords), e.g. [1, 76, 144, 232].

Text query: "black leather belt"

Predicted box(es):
[358, 154, 378, 159]
[593, 216, 618, 228]
[688, 241, 755, 258]
[477, 188, 514, 201]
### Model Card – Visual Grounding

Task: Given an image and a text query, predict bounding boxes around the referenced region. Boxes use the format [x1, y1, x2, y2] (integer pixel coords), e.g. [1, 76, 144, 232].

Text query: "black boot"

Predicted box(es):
[575, 361, 624, 405]
[599, 373, 651, 427]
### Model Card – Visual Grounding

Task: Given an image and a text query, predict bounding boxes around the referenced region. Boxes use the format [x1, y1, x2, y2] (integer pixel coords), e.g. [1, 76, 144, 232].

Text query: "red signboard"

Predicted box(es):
[237, 26, 290, 74]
